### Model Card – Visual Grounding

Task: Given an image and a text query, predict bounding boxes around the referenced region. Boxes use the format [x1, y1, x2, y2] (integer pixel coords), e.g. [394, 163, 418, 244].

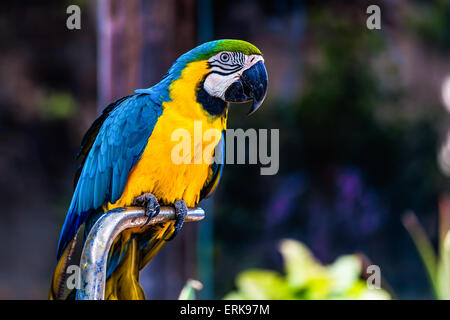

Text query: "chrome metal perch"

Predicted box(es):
[77, 206, 205, 300]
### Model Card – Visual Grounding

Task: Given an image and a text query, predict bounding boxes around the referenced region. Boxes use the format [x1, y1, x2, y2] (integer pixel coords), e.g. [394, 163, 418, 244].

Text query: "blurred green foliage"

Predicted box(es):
[41, 91, 77, 120]
[178, 279, 204, 300]
[223, 240, 391, 300]
[404, 210, 450, 299]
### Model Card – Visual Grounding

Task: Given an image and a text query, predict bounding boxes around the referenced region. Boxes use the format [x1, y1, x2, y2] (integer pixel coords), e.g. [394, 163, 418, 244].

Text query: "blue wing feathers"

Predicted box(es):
[56, 94, 163, 259]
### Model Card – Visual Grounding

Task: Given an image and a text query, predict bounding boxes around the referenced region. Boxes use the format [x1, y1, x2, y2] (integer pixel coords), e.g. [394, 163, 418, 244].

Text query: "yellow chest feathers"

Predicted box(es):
[106, 61, 227, 210]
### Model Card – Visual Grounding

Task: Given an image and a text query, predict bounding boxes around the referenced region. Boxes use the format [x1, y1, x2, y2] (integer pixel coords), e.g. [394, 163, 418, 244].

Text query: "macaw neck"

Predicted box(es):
[161, 60, 228, 121]
[196, 85, 228, 117]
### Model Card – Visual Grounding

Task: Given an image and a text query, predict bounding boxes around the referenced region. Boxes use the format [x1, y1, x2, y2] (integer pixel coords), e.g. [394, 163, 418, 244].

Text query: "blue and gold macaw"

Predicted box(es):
[49, 39, 268, 300]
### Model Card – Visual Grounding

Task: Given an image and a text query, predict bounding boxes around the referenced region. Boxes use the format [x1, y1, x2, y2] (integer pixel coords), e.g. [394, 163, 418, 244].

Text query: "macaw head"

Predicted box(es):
[150, 39, 268, 117]
[195, 39, 268, 116]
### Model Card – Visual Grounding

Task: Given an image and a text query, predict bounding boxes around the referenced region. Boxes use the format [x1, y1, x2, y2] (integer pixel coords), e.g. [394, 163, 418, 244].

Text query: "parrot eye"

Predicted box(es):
[219, 53, 230, 63]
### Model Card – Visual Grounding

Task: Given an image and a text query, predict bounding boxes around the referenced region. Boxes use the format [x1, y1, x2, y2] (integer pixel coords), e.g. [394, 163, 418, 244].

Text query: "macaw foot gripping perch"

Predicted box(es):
[76, 206, 205, 300]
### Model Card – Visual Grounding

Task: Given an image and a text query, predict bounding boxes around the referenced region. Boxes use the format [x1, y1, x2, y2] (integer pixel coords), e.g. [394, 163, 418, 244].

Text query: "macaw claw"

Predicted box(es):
[166, 200, 188, 241]
[132, 193, 160, 227]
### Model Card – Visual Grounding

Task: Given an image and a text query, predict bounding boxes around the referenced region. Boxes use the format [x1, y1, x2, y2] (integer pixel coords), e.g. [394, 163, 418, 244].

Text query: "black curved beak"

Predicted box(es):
[224, 60, 268, 115]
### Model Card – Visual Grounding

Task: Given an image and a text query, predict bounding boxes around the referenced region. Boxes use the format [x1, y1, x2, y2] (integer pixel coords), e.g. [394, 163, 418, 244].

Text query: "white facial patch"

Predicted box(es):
[203, 52, 264, 100]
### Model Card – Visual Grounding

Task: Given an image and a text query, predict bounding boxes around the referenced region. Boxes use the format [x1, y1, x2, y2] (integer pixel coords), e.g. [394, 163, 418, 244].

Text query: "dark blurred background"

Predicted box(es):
[1, 0, 450, 299]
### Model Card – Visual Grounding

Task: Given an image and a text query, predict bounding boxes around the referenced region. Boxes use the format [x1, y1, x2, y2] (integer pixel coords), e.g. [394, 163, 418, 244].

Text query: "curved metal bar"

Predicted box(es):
[77, 206, 205, 300]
